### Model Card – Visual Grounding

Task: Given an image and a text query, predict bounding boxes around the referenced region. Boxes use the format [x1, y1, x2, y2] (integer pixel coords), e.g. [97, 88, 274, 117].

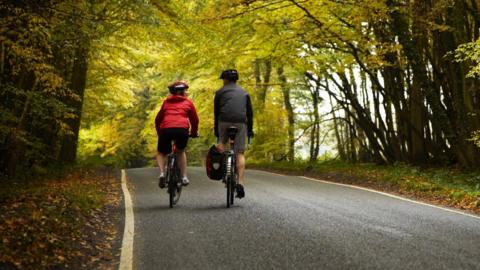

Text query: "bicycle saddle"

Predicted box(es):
[226, 126, 238, 140]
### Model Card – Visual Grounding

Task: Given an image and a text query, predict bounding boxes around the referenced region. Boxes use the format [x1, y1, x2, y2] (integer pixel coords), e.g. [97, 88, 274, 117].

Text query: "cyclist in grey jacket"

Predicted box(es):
[214, 69, 253, 198]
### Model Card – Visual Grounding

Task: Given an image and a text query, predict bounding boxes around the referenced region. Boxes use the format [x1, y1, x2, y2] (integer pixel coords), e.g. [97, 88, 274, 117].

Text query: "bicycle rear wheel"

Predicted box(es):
[167, 156, 178, 208]
[230, 156, 236, 206]
[226, 155, 236, 208]
[229, 178, 235, 206]
[168, 175, 175, 208]
[226, 174, 231, 208]
[173, 167, 182, 205]
[226, 154, 233, 208]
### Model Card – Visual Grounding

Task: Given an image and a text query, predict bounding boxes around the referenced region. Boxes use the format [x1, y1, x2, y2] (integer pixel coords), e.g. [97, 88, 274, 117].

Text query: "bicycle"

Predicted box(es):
[165, 142, 182, 208]
[222, 126, 239, 208]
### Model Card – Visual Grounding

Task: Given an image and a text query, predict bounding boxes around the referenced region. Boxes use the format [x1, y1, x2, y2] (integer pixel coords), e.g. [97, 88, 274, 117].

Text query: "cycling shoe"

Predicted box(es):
[158, 174, 166, 189]
[235, 184, 245, 199]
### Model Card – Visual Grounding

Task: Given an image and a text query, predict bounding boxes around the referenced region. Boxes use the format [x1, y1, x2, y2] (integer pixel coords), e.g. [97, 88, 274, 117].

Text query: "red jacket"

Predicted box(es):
[155, 95, 199, 135]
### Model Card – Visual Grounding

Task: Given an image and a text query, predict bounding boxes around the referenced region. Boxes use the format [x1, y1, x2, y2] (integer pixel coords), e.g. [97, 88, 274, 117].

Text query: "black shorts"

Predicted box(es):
[157, 128, 189, 154]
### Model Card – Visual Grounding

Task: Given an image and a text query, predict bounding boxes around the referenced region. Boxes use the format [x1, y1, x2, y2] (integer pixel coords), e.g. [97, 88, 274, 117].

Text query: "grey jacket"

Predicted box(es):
[214, 82, 253, 136]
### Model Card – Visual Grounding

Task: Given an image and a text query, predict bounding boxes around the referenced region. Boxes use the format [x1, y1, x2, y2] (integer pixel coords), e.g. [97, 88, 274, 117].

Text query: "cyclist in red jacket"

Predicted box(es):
[155, 81, 199, 188]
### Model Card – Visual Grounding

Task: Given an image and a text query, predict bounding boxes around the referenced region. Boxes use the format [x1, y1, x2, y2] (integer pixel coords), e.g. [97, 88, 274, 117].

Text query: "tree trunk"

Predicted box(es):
[254, 58, 272, 108]
[59, 45, 89, 163]
[329, 95, 346, 160]
[277, 66, 295, 162]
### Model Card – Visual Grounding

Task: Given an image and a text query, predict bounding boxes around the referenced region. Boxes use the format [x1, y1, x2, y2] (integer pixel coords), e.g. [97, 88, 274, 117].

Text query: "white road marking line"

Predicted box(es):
[254, 169, 480, 220]
[119, 169, 134, 270]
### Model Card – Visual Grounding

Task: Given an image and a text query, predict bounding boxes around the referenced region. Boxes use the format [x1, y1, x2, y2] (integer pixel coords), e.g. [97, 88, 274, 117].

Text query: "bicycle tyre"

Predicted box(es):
[230, 155, 236, 206]
[168, 175, 175, 208]
[229, 170, 235, 206]
[226, 174, 231, 208]
[229, 180, 235, 206]
[226, 154, 234, 208]
[168, 156, 176, 208]
[173, 167, 182, 205]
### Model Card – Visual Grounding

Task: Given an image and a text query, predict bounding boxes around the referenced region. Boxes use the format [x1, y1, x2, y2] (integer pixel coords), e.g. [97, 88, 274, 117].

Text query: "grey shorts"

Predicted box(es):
[218, 121, 247, 152]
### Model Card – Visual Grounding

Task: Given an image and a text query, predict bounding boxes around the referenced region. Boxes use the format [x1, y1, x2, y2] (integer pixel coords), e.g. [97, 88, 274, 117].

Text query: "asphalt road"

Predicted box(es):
[125, 167, 480, 270]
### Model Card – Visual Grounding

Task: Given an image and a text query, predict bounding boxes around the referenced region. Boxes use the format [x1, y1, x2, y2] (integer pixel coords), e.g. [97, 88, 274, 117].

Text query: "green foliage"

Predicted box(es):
[0, 4, 72, 174]
[4, 0, 480, 172]
[77, 0, 299, 166]
[456, 39, 480, 78]
[0, 0, 158, 175]
[472, 130, 480, 148]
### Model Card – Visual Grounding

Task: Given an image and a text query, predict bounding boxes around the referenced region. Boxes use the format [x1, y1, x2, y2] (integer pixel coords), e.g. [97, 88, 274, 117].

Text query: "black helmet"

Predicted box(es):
[220, 69, 239, 81]
[168, 81, 189, 94]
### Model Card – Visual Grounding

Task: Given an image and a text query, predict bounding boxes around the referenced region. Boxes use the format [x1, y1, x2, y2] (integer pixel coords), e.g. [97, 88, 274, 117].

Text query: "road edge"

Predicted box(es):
[254, 169, 480, 221]
[119, 169, 134, 270]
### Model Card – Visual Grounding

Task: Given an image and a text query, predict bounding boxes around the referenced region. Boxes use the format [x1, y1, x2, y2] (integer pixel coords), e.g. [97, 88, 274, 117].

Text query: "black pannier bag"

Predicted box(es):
[206, 145, 223, 180]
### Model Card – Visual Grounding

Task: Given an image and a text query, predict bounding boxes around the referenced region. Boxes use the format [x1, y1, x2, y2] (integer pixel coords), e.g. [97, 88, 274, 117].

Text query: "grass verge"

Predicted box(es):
[0, 167, 121, 269]
[249, 160, 480, 214]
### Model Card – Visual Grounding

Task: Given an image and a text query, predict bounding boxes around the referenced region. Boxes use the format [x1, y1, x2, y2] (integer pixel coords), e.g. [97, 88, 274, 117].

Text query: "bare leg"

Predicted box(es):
[236, 152, 245, 185]
[176, 149, 187, 178]
[156, 152, 166, 173]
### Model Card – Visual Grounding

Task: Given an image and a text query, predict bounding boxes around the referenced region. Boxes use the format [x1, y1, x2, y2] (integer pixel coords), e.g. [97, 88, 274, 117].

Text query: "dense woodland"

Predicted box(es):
[1, 0, 480, 178]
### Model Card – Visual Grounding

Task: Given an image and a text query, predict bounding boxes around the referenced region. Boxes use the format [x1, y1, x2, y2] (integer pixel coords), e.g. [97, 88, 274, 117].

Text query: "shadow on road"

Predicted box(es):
[134, 204, 172, 213]
[134, 203, 243, 213]
[193, 204, 244, 212]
